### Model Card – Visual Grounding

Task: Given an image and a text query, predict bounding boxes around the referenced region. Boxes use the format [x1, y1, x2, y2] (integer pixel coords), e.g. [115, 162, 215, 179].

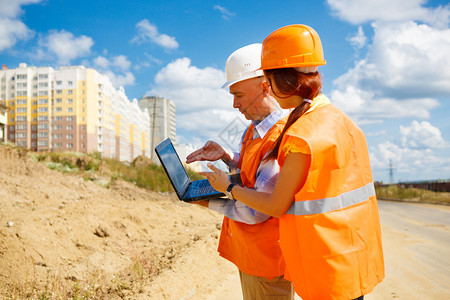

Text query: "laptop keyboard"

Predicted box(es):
[191, 180, 216, 195]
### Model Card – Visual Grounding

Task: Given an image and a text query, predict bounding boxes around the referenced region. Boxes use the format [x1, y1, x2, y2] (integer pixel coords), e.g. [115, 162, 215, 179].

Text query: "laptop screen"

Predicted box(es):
[156, 139, 190, 196]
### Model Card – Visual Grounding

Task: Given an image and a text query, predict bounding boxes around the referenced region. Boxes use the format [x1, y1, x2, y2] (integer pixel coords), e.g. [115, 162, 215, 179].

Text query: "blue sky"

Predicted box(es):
[1, 0, 449, 182]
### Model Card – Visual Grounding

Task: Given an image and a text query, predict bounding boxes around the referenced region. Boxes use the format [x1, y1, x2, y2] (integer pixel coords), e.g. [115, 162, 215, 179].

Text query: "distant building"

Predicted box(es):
[139, 95, 176, 162]
[0, 101, 7, 143]
[175, 143, 202, 173]
[0, 63, 150, 161]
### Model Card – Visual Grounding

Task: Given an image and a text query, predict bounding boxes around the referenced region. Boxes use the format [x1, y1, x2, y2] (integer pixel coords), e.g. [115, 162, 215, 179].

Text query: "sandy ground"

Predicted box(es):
[1, 145, 449, 299]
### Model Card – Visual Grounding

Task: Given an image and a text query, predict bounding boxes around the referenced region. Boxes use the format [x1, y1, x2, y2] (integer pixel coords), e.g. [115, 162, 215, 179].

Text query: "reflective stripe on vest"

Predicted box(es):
[286, 182, 376, 215]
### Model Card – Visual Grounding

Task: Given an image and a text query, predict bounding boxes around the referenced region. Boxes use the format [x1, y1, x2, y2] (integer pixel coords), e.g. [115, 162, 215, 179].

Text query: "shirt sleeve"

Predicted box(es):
[282, 135, 311, 156]
[207, 157, 279, 224]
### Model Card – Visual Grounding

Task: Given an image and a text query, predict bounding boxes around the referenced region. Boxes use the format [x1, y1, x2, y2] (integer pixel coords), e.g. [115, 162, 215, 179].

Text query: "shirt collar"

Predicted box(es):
[251, 108, 289, 139]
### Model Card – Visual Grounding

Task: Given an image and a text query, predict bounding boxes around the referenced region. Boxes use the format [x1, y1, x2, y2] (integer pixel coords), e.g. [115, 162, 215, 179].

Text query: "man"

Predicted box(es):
[186, 44, 294, 300]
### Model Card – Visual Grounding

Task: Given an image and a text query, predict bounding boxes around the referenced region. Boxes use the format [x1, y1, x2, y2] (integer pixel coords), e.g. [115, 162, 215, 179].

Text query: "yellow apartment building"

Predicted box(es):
[0, 63, 150, 162]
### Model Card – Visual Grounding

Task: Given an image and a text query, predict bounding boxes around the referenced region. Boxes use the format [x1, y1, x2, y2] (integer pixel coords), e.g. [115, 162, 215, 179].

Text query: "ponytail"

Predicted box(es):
[264, 68, 322, 161]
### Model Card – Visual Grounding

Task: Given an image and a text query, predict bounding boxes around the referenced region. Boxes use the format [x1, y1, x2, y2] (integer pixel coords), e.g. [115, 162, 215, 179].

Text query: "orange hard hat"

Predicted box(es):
[261, 24, 326, 70]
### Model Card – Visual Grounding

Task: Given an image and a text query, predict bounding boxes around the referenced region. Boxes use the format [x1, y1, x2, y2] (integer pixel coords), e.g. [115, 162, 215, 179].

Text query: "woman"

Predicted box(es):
[201, 24, 385, 300]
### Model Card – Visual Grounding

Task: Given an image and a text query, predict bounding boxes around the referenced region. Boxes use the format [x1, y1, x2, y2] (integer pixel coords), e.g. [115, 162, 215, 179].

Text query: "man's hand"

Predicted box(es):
[186, 141, 231, 164]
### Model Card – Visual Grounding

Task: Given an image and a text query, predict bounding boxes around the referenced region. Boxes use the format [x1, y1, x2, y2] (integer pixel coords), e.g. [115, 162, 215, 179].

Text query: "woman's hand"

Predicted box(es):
[200, 163, 231, 193]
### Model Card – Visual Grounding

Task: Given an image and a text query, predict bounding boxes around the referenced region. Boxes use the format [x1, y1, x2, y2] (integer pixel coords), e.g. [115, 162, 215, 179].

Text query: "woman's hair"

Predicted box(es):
[264, 68, 322, 160]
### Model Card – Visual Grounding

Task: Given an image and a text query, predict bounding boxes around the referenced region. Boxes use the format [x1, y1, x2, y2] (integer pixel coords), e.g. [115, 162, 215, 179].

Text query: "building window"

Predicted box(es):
[68, 81, 73, 85]
[67, 116, 73, 121]
[38, 91, 48, 96]
[17, 74, 27, 80]
[67, 107, 73, 112]
[38, 107, 48, 112]
[67, 143, 73, 149]
[16, 99, 27, 105]
[16, 91, 27, 96]
[16, 124, 27, 130]
[38, 98, 48, 104]
[55, 143, 62, 148]
[38, 124, 48, 130]
[32, 117, 37, 122]
[17, 82, 27, 88]
[38, 116, 48, 121]
[68, 90, 73, 94]
[54, 125, 62, 130]
[39, 82, 48, 88]
[16, 132, 26, 138]
[67, 99, 73, 103]
[9, 134, 14, 139]
[37, 132, 48, 138]
[56, 81, 62, 85]
[54, 134, 62, 139]
[56, 107, 62, 112]
[31, 125, 37, 130]
[55, 98, 62, 103]
[66, 125, 73, 130]
[66, 134, 73, 139]
[16, 116, 27, 121]
[17, 107, 26, 113]
[38, 74, 48, 79]
[32, 101, 37, 105]
[38, 140, 48, 146]
[55, 116, 62, 121]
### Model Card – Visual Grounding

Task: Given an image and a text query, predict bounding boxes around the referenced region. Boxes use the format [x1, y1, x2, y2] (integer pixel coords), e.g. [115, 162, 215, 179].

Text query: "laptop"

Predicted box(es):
[155, 138, 240, 202]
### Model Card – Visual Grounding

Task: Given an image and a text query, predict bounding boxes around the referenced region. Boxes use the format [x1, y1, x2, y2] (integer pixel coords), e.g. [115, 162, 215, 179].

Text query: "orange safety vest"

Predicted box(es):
[218, 117, 287, 278]
[277, 103, 384, 299]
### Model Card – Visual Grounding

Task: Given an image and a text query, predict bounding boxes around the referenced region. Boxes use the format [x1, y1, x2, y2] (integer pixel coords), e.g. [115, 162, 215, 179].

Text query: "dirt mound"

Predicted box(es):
[132, 155, 153, 168]
[0, 145, 236, 299]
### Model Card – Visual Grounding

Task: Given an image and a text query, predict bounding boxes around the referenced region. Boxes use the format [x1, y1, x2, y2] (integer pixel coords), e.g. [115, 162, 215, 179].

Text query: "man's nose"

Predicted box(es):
[233, 98, 239, 108]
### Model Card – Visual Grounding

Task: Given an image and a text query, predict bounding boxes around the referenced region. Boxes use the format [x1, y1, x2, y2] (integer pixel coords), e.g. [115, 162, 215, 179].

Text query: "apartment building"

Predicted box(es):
[0, 63, 150, 162]
[138, 95, 176, 162]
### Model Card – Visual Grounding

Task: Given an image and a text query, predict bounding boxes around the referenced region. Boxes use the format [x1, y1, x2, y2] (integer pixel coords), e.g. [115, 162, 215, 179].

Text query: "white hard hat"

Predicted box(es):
[221, 43, 264, 89]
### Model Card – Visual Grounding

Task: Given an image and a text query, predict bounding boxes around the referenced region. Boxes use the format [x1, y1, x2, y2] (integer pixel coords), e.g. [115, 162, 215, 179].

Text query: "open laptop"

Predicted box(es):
[155, 138, 240, 202]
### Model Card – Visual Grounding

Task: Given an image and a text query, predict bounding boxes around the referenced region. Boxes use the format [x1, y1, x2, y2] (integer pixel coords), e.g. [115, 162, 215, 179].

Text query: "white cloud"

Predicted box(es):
[400, 120, 448, 149]
[147, 58, 245, 147]
[131, 19, 178, 50]
[331, 22, 449, 122]
[0, 0, 42, 18]
[331, 85, 440, 124]
[0, 0, 42, 51]
[327, 0, 449, 28]
[347, 26, 367, 50]
[0, 17, 33, 51]
[149, 57, 230, 113]
[37, 30, 94, 64]
[93, 55, 135, 88]
[214, 5, 236, 20]
[370, 140, 450, 182]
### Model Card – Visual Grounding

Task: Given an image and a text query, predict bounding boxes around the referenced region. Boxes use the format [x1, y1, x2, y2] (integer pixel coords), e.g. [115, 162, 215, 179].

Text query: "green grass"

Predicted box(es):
[27, 150, 204, 192]
[375, 185, 450, 204]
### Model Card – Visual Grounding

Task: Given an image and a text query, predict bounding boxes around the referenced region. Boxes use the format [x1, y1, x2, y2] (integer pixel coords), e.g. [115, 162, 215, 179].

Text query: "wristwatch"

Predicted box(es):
[225, 183, 236, 199]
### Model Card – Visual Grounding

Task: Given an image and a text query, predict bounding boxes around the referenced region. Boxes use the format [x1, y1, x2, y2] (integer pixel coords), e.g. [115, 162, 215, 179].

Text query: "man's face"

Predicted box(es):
[229, 77, 266, 121]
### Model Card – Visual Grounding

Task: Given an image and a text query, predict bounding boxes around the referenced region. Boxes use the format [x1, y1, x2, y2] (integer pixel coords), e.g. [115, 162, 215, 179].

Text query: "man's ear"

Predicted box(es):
[261, 80, 271, 95]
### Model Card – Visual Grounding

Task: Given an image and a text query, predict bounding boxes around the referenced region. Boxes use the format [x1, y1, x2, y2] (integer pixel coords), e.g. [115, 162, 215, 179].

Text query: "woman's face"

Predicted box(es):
[266, 75, 302, 109]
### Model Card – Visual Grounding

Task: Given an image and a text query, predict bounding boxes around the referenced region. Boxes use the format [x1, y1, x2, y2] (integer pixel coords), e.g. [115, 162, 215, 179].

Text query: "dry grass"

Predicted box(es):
[375, 185, 450, 204]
